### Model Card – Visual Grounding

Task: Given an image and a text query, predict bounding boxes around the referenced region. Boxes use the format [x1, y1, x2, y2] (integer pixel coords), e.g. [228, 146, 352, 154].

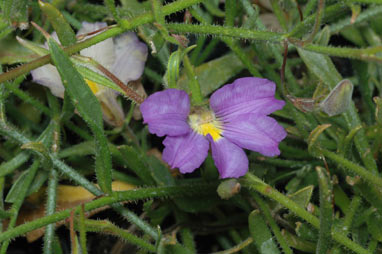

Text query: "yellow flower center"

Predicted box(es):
[85, 79, 100, 94]
[188, 107, 222, 141]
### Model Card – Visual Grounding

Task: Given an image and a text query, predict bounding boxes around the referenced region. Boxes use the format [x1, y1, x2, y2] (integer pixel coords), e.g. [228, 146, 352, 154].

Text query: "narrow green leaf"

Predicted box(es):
[4, 159, 47, 203]
[16, 36, 49, 56]
[0, 151, 30, 177]
[5, 170, 30, 203]
[297, 48, 342, 89]
[0, 36, 36, 64]
[166, 50, 182, 88]
[165, 45, 196, 88]
[39, 1, 76, 46]
[146, 156, 175, 186]
[295, 222, 318, 242]
[48, 38, 112, 194]
[282, 229, 316, 253]
[118, 145, 155, 185]
[316, 166, 333, 254]
[367, 209, 382, 241]
[75, 64, 125, 94]
[248, 210, 281, 254]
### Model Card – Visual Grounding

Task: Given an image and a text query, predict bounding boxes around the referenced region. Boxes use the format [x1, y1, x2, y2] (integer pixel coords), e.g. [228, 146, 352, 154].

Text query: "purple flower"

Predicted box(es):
[140, 77, 286, 178]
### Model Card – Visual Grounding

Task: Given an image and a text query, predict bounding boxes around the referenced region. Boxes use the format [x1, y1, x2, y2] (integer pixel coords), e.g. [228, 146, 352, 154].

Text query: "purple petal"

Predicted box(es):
[163, 131, 209, 174]
[210, 77, 285, 121]
[223, 114, 287, 156]
[209, 136, 248, 179]
[111, 32, 148, 83]
[140, 89, 190, 137]
[31, 64, 65, 98]
[77, 22, 116, 69]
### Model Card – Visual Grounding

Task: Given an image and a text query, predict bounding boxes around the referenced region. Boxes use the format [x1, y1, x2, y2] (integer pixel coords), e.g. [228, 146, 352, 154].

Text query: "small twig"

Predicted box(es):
[94, 62, 145, 104]
[76, 25, 115, 40]
[295, 1, 303, 21]
[280, 40, 288, 98]
[31, 21, 51, 40]
[69, 209, 78, 253]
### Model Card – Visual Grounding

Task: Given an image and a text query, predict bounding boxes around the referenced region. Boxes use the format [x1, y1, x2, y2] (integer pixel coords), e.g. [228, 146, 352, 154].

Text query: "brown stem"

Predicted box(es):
[94, 62, 145, 104]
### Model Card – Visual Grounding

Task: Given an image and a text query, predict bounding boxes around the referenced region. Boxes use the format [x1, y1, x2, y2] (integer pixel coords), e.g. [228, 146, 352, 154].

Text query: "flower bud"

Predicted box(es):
[217, 179, 241, 200]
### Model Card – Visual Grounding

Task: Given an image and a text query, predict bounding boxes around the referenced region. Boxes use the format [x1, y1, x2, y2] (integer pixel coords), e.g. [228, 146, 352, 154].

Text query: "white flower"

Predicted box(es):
[31, 22, 148, 126]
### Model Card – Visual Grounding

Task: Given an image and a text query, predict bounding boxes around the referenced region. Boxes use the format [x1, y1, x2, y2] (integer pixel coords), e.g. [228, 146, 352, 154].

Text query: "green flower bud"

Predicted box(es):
[217, 179, 241, 200]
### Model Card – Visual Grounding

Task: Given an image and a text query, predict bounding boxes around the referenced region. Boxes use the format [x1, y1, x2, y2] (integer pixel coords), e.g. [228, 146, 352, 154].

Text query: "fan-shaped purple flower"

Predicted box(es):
[140, 77, 286, 178]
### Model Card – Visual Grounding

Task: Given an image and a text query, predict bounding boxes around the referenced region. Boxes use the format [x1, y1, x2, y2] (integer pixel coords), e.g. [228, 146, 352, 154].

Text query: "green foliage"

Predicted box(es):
[1, 0, 382, 253]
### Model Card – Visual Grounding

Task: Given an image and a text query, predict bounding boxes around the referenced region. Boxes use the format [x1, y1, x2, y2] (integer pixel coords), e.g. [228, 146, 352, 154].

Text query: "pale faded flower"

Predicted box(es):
[31, 22, 148, 126]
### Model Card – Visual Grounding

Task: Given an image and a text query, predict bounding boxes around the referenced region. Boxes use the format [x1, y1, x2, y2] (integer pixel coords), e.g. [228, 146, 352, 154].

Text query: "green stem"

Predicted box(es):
[225, 0, 236, 27]
[85, 219, 155, 252]
[343, 195, 361, 234]
[320, 148, 382, 188]
[297, 44, 382, 62]
[79, 206, 88, 254]
[167, 23, 284, 41]
[242, 173, 371, 254]
[43, 168, 58, 254]
[0, 183, 216, 243]
[316, 166, 333, 254]
[114, 206, 159, 240]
